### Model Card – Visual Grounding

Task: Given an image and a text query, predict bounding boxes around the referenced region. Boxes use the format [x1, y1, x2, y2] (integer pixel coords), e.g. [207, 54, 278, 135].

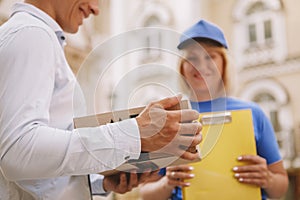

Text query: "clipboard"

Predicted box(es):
[183, 109, 261, 200]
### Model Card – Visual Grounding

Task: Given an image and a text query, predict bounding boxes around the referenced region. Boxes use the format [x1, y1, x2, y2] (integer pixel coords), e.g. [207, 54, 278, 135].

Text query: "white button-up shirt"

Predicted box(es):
[0, 3, 141, 200]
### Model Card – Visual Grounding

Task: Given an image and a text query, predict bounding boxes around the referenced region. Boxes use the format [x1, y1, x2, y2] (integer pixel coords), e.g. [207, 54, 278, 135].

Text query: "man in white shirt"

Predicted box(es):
[0, 0, 202, 199]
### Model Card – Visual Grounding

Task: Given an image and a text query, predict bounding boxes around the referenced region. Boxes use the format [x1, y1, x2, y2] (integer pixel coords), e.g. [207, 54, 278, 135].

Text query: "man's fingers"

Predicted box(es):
[179, 109, 200, 122]
[138, 170, 153, 183]
[172, 123, 202, 152]
[129, 171, 138, 186]
[178, 122, 202, 135]
[165, 109, 199, 123]
[119, 173, 127, 186]
[171, 148, 200, 161]
[152, 95, 182, 109]
[117, 173, 132, 194]
[180, 150, 200, 160]
[176, 134, 202, 149]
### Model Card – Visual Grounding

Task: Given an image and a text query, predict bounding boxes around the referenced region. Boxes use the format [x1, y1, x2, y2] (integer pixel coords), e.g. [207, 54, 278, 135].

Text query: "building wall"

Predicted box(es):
[1, 0, 300, 199]
[285, 0, 300, 58]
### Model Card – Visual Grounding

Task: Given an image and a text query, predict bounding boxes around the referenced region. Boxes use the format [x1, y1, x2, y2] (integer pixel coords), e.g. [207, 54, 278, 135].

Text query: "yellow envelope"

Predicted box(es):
[183, 109, 261, 200]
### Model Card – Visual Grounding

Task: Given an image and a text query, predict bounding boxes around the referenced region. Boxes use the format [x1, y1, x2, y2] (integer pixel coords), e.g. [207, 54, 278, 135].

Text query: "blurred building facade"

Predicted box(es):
[1, 0, 300, 199]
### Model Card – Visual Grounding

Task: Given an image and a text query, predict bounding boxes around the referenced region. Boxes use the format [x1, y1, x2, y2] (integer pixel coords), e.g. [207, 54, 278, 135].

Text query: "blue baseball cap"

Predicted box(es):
[177, 19, 228, 49]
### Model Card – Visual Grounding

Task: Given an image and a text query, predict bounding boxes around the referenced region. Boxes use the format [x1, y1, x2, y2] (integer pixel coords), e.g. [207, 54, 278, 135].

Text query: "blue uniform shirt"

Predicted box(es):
[161, 97, 282, 200]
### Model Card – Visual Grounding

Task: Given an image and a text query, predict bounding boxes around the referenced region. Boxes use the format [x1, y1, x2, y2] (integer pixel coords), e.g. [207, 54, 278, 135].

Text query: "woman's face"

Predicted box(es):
[181, 42, 224, 99]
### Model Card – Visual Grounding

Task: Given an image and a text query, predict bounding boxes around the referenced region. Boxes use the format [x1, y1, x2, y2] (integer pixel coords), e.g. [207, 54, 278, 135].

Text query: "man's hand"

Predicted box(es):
[103, 170, 160, 194]
[136, 95, 202, 161]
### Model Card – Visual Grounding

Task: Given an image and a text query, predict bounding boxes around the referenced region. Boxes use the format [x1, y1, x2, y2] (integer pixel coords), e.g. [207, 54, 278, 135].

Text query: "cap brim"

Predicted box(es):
[177, 37, 227, 49]
[177, 39, 195, 50]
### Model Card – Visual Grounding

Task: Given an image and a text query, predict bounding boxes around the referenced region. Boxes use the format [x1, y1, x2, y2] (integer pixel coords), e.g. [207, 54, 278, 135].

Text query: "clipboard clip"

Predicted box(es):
[200, 111, 232, 125]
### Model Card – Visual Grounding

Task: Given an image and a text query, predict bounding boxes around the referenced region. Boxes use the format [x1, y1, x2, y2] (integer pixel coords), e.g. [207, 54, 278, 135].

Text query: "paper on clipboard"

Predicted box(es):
[183, 109, 261, 200]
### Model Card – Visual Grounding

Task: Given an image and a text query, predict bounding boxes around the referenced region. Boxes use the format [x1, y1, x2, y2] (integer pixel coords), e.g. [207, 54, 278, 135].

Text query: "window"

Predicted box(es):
[134, 1, 171, 63]
[233, 0, 286, 67]
[143, 15, 162, 60]
[246, 2, 274, 47]
[247, 19, 273, 46]
[264, 20, 272, 41]
[248, 23, 257, 44]
[253, 92, 285, 151]
[253, 93, 281, 132]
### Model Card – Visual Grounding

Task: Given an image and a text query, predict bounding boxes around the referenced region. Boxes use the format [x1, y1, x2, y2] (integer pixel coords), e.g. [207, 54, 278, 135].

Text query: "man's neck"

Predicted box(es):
[24, 0, 55, 20]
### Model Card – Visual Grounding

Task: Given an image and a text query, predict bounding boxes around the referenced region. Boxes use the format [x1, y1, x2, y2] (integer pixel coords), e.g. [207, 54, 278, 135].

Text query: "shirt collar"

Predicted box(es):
[11, 2, 66, 47]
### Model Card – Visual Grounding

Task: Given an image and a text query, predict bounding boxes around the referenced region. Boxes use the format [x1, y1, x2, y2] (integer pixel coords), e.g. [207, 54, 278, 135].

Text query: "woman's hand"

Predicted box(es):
[165, 164, 195, 187]
[139, 164, 195, 200]
[232, 154, 288, 199]
[233, 155, 270, 188]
